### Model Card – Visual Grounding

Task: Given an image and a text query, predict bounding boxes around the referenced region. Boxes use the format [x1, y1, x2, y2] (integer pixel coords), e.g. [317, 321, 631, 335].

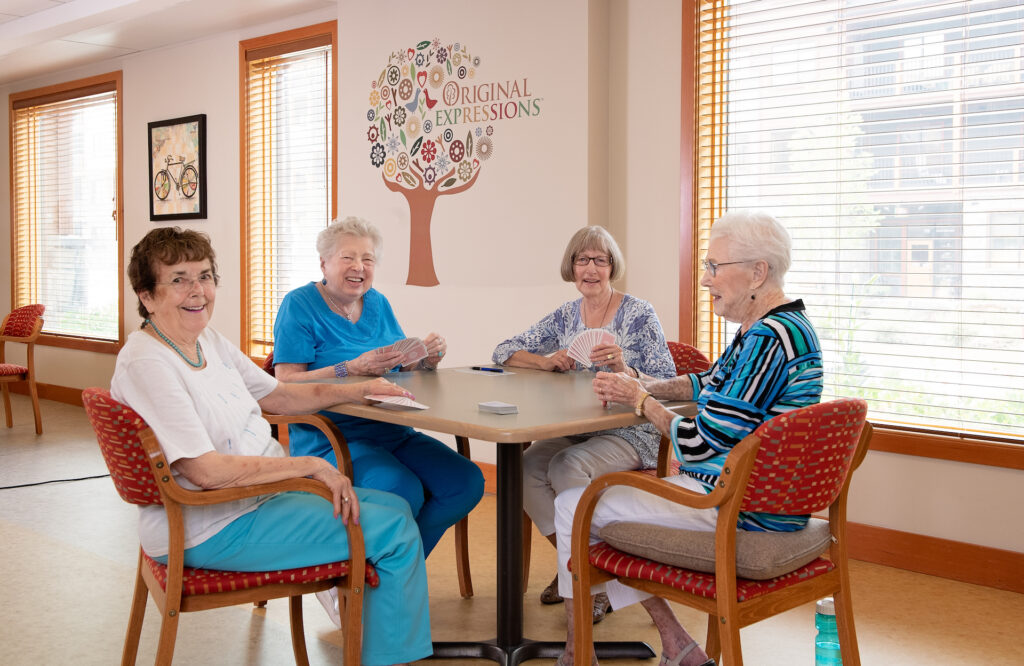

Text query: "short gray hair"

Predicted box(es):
[559, 226, 625, 282]
[709, 210, 791, 286]
[316, 216, 384, 260]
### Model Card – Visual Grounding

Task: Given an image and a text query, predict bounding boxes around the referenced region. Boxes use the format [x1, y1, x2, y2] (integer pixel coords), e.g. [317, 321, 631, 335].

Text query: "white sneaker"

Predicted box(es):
[315, 587, 342, 628]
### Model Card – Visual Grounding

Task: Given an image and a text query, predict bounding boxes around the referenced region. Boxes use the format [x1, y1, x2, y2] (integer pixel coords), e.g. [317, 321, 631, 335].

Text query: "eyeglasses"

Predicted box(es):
[157, 273, 219, 292]
[701, 259, 752, 277]
[574, 255, 611, 267]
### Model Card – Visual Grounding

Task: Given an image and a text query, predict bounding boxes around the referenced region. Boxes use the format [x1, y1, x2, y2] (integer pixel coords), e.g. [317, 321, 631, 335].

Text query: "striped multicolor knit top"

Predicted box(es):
[670, 299, 823, 531]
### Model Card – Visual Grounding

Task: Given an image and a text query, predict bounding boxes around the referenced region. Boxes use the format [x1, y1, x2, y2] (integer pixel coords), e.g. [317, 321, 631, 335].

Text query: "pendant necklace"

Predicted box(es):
[320, 281, 357, 321]
[585, 290, 615, 328]
[146, 318, 204, 368]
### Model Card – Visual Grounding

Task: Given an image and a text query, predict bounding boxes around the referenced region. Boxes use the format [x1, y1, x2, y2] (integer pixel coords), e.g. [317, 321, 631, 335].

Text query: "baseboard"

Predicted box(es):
[9, 382, 84, 406]
[846, 522, 1024, 594]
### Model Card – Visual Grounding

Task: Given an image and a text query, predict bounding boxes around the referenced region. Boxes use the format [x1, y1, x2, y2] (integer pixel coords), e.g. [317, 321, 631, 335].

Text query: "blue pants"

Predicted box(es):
[313, 428, 484, 556]
[156, 488, 432, 666]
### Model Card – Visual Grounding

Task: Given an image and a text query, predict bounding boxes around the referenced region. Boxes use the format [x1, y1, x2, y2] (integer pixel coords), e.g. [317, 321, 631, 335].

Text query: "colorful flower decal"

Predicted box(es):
[393, 107, 407, 127]
[458, 160, 473, 181]
[367, 109, 375, 122]
[381, 85, 391, 101]
[387, 66, 401, 85]
[449, 139, 465, 162]
[406, 116, 421, 138]
[423, 166, 436, 185]
[397, 152, 409, 170]
[367, 125, 379, 142]
[443, 128, 454, 143]
[472, 56, 481, 67]
[486, 125, 494, 136]
[386, 136, 401, 154]
[477, 136, 493, 160]
[458, 65, 467, 79]
[369, 90, 380, 106]
[370, 143, 385, 167]
[475, 127, 483, 137]
[429, 65, 445, 88]
[421, 139, 438, 163]
[436, 46, 448, 64]
[423, 119, 433, 134]
[384, 158, 397, 178]
[398, 78, 413, 100]
[435, 155, 450, 174]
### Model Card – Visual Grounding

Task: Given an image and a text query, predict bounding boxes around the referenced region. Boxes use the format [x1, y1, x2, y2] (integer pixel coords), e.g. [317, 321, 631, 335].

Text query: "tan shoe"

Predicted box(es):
[591, 592, 612, 624]
[540, 574, 563, 604]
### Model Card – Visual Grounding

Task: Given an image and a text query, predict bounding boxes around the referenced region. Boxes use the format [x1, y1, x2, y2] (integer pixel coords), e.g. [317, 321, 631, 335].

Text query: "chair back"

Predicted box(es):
[82, 387, 163, 506]
[740, 398, 868, 516]
[666, 341, 711, 375]
[262, 350, 275, 377]
[1, 304, 44, 340]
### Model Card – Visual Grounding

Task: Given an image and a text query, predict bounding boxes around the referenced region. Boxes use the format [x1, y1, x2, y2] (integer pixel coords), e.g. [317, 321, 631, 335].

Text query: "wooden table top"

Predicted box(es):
[321, 366, 695, 443]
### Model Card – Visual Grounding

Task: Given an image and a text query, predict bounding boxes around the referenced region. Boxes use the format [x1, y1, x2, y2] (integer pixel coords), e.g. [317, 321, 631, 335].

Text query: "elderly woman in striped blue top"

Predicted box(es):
[552, 210, 823, 666]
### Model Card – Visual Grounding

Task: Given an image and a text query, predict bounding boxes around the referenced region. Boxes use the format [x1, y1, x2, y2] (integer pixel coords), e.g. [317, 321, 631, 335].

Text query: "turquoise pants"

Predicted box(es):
[156, 488, 432, 666]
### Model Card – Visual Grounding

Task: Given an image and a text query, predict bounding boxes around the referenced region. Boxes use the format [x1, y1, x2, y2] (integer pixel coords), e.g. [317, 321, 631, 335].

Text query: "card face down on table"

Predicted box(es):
[478, 401, 518, 415]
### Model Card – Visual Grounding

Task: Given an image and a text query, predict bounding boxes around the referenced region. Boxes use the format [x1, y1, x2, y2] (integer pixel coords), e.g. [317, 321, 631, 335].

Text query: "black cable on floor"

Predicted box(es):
[0, 473, 110, 490]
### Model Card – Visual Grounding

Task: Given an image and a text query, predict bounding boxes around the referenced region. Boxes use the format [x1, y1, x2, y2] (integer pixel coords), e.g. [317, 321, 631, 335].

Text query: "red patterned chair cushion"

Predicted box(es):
[143, 552, 380, 595]
[666, 341, 711, 375]
[740, 398, 867, 515]
[83, 388, 163, 506]
[1, 304, 44, 338]
[588, 540, 834, 602]
[0, 363, 29, 376]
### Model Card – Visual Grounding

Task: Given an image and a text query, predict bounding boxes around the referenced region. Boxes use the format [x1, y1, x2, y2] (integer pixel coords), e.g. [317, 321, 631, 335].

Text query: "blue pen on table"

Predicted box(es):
[471, 366, 504, 373]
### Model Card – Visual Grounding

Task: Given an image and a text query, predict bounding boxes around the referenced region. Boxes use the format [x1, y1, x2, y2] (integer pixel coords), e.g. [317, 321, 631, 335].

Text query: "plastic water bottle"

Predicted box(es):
[815, 597, 842, 665]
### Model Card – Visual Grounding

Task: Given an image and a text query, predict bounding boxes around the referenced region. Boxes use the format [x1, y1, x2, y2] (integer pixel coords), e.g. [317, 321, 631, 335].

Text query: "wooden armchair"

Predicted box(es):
[570, 398, 872, 666]
[82, 387, 377, 665]
[1, 303, 45, 434]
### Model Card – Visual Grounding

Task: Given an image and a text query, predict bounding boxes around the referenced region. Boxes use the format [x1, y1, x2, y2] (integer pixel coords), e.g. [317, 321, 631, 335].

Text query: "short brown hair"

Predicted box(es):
[127, 227, 218, 320]
[559, 226, 625, 282]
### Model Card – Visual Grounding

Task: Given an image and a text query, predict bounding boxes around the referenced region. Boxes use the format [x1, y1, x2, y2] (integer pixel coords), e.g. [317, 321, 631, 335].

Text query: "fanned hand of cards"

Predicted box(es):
[567, 329, 616, 368]
[378, 337, 428, 366]
[365, 395, 430, 410]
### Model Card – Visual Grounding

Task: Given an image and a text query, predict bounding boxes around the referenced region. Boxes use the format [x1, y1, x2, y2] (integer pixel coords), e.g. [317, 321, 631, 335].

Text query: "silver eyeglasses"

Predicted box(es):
[574, 255, 611, 267]
[157, 273, 219, 292]
[701, 259, 752, 277]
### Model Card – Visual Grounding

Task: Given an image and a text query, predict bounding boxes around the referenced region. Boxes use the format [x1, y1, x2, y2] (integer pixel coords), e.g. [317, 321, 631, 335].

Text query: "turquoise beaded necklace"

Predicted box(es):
[145, 318, 204, 368]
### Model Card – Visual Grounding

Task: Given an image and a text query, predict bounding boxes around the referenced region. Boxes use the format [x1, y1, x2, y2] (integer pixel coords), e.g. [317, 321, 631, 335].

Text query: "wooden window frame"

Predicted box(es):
[238, 21, 338, 360]
[8, 71, 125, 354]
[677, 2, 1023, 471]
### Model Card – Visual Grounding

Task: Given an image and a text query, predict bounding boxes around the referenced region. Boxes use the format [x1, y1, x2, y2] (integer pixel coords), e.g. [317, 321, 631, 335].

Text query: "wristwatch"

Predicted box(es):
[634, 391, 652, 416]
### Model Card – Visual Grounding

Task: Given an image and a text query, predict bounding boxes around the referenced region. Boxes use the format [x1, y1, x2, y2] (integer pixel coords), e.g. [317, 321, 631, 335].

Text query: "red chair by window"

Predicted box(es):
[83, 387, 376, 665]
[1, 304, 45, 435]
[666, 340, 711, 376]
[570, 398, 872, 666]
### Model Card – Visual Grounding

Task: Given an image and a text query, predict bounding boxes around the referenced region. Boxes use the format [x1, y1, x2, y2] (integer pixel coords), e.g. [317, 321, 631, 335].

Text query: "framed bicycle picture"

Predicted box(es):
[148, 114, 207, 220]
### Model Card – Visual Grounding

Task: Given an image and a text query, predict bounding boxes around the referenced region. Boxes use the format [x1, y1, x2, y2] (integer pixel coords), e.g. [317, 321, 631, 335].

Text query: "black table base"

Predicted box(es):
[427, 443, 656, 664]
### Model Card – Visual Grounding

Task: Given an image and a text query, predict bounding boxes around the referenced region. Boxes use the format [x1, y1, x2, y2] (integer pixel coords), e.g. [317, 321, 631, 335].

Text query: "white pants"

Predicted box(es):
[523, 434, 641, 536]
[554, 473, 718, 609]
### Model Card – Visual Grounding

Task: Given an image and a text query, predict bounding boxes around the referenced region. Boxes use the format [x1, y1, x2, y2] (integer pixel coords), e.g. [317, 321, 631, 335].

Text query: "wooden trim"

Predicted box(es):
[870, 425, 1023, 470]
[847, 522, 1024, 594]
[36, 333, 120, 354]
[679, 0, 698, 346]
[9, 382, 84, 406]
[9, 71, 120, 107]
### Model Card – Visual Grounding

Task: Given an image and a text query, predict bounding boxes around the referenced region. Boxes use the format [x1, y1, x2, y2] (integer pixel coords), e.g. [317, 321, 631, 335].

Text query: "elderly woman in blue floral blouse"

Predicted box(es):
[492, 225, 674, 622]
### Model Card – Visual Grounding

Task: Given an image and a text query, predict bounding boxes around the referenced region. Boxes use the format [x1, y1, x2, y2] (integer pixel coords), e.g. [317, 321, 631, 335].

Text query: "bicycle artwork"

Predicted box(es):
[148, 114, 207, 220]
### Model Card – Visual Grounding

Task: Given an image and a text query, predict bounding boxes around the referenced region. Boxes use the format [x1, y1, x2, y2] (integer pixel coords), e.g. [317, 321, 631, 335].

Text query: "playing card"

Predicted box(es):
[378, 337, 428, 366]
[365, 394, 429, 410]
[567, 329, 617, 367]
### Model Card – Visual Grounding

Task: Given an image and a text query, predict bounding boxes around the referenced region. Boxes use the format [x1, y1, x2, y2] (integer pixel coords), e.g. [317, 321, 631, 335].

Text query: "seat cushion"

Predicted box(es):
[0, 363, 29, 376]
[598, 517, 832, 580]
[143, 552, 380, 595]
[588, 540, 835, 602]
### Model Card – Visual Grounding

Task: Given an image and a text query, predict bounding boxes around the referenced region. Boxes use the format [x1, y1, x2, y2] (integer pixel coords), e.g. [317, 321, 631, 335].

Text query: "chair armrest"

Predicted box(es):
[261, 412, 354, 478]
[570, 434, 761, 571]
[656, 434, 673, 477]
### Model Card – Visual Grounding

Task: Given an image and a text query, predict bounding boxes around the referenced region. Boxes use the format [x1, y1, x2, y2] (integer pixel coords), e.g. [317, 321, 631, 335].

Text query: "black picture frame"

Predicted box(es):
[148, 114, 207, 220]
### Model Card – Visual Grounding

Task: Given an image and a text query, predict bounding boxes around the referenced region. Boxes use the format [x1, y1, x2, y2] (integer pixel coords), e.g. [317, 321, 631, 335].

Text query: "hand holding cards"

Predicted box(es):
[567, 329, 616, 368]
[377, 337, 428, 367]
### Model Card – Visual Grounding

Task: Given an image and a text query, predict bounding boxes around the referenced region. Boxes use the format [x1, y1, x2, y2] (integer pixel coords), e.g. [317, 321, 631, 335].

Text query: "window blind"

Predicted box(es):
[243, 36, 333, 358]
[11, 86, 119, 342]
[695, 0, 1024, 440]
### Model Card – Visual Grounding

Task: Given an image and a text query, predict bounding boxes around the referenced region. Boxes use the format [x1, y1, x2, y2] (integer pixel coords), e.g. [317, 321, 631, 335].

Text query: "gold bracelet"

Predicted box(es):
[634, 391, 652, 416]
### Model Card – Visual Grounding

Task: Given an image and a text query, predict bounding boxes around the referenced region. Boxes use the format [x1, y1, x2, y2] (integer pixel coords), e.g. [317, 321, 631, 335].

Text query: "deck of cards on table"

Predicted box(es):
[379, 337, 428, 366]
[567, 329, 616, 367]
[365, 395, 430, 410]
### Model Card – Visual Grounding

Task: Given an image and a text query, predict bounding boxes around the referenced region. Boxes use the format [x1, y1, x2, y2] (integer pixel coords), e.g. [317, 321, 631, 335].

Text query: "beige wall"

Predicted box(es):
[1, 0, 1020, 553]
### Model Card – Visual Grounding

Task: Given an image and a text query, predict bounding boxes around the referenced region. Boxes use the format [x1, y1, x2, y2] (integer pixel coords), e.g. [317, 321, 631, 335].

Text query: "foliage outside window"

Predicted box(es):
[694, 1, 1023, 441]
[241, 22, 337, 358]
[10, 73, 123, 351]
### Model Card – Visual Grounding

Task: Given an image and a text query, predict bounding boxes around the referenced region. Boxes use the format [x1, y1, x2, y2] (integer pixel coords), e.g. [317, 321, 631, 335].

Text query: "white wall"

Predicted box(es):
[1, 0, 1020, 554]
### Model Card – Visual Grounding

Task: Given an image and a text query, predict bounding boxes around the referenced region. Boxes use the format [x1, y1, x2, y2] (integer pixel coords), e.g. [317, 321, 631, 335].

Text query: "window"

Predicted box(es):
[694, 1, 1024, 443]
[240, 22, 337, 358]
[9, 72, 123, 352]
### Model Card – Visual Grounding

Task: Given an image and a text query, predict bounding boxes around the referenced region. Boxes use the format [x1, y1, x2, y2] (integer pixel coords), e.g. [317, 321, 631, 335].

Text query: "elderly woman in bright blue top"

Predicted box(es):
[272, 217, 484, 558]
[553, 210, 823, 666]
[492, 225, 675, 621]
